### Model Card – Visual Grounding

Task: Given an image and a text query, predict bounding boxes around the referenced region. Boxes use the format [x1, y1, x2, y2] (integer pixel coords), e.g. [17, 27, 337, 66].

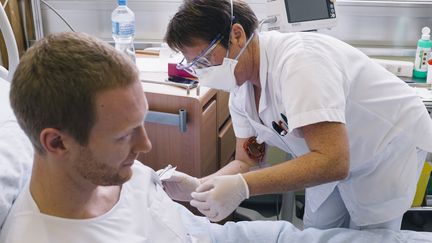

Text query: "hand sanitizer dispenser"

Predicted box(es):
[413, 27, 432, 79]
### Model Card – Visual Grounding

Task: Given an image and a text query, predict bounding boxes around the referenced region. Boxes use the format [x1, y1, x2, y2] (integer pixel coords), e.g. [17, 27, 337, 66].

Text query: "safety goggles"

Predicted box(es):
[176, 34, 223, 75]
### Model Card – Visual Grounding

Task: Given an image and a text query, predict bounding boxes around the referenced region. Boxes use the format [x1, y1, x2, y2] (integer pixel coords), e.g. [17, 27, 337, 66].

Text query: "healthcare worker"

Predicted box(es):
[162, 0, 432, 230]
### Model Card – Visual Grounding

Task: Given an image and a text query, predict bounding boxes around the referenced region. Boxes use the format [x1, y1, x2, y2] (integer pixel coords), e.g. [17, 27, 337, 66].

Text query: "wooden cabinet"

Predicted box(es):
[137, 72, 235, 178]
[218, 119, 236, 168]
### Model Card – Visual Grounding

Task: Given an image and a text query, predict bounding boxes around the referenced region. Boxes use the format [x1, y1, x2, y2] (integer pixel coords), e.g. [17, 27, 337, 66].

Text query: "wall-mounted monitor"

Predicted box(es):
[266, 0, 337, 32]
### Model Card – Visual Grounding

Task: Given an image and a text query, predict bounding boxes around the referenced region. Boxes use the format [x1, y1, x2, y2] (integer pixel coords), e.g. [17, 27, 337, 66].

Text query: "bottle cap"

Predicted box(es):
[118, 0, 126, 6]
[421, 27, 430, 40]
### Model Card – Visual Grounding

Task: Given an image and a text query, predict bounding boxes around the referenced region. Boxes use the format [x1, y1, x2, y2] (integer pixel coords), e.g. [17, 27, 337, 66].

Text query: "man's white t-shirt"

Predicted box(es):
[0, 162, 210, 243]
[229, 31, 432, 225]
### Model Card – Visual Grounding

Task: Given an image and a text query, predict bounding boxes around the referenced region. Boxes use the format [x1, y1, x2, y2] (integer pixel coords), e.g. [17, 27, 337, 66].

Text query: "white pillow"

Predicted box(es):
[0, 78, 12, 119]
[0, 78, 33, 229]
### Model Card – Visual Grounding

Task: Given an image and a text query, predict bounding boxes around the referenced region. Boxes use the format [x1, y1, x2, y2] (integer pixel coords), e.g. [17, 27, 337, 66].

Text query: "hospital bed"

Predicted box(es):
[0, 1, 19, 82]
[0, 3, 33, 229]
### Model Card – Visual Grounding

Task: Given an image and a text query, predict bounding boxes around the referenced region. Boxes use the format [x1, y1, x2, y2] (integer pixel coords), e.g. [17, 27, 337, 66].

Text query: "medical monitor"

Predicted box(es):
[266, 0, 337, 32]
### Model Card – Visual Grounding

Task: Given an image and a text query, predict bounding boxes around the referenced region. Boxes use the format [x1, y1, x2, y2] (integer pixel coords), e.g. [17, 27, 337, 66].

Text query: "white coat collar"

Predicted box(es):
[257, 33, 270, 116]
[240, 34, 271, 124]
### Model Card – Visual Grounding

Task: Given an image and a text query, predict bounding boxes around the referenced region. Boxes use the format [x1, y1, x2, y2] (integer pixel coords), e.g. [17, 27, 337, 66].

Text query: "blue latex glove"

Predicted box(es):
[190, 174, 249, 222]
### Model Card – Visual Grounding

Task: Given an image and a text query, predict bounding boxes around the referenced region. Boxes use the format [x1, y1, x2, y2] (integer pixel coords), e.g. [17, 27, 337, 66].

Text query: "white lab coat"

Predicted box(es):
[229, 31, 432, 226]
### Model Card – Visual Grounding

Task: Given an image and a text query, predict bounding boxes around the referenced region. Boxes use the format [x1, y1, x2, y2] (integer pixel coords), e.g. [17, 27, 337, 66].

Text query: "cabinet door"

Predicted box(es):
[138, 120, 197, 175]
[217, 91, 230, 129]
[218, 119, 235, 168]
[138, 95, 200, 176]
[139, 99, 219, 178]
[200, 100, 218, 176]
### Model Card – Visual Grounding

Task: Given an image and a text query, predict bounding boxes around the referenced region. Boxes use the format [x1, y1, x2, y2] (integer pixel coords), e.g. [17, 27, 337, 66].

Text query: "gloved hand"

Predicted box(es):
[158, 170, 200, 202]
[190, 174, 249, 222]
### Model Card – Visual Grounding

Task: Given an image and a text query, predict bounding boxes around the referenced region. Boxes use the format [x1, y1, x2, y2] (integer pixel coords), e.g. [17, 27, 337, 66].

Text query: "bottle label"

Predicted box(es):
[112, 21, 135, 36]
[414, 47, 432, 72]
[427, 55, 432, 84]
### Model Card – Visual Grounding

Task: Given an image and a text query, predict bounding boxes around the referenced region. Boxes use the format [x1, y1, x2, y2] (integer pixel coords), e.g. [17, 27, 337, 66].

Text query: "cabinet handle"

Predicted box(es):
[145, 109, 187, 133]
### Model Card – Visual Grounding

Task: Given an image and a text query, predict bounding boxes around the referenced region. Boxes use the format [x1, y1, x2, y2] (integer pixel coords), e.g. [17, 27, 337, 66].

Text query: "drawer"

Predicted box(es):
[200, 99, 218, 176]
[218, 118, 235, 167]
[217, 91, 230, 129]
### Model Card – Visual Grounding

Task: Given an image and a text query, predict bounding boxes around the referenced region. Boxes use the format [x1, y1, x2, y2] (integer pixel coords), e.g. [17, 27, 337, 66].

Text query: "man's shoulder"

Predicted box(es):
[128, 161, 160, 188]
[131, 161, 154, 177]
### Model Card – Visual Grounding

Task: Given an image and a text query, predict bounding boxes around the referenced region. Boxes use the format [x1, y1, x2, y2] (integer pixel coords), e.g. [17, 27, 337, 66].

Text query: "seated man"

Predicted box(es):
[1, 32, 431, 243]
[0, 78, 33, 229]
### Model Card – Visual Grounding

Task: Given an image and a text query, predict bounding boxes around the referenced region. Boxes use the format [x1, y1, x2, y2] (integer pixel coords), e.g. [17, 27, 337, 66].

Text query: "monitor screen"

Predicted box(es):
[266, 0, 336, 32]
[285, 0, 330, 23]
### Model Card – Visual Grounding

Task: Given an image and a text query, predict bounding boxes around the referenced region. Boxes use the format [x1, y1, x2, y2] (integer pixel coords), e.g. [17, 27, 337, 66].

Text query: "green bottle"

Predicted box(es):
[413, 27, 432, 79]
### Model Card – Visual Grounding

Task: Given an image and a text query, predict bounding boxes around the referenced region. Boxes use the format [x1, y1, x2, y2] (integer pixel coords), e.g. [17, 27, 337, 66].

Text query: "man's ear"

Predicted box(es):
[230, 23, 247, 47]
[39, 128, 67, 155]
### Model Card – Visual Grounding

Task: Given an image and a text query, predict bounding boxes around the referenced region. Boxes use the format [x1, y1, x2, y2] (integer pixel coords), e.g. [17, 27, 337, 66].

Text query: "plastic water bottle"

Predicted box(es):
[112, 0, 136, 63]
[413, 27, 431, 79]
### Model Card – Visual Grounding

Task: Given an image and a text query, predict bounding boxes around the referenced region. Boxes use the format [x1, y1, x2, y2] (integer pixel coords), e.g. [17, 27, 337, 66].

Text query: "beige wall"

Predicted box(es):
[41, 0, 267, 45]
[40, 0, 432, 55]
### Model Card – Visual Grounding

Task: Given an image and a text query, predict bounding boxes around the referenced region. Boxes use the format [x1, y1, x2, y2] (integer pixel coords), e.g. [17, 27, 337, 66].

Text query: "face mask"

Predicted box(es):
[195, 32, 255, 92]
[195, 58, 239, 92]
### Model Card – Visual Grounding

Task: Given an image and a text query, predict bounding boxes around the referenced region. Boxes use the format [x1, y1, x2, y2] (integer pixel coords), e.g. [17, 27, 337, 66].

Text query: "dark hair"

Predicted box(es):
[165, 0, 258, 51]
[10, 32, 139, 154]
